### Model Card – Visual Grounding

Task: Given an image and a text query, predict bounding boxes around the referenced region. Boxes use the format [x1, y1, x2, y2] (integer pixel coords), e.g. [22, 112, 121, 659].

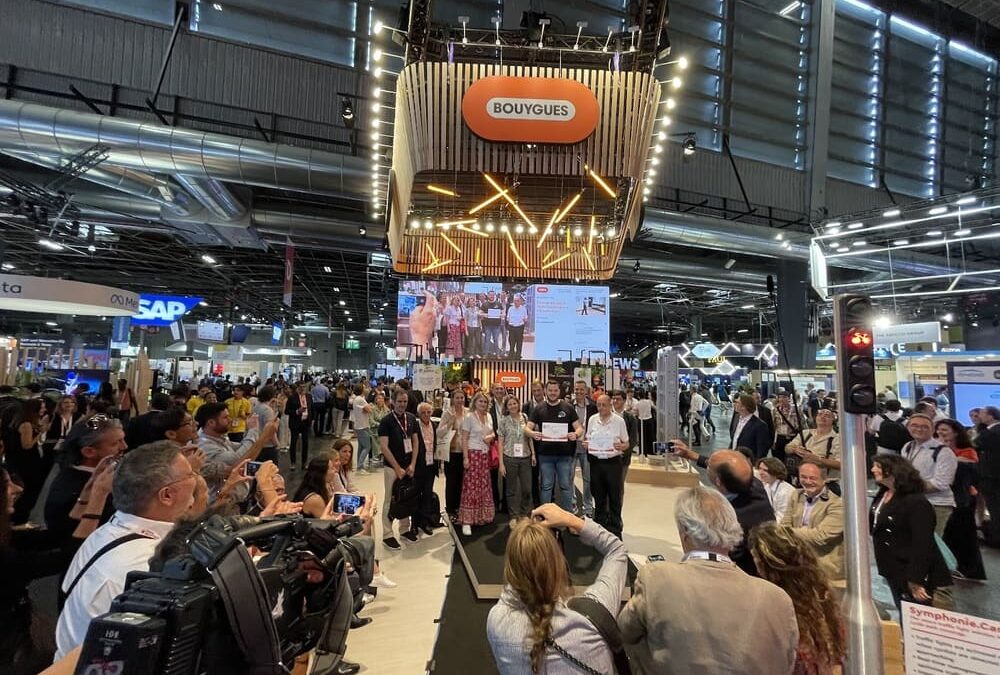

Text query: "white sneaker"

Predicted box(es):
[362, 592, 376, 605]
[461, 524, 472, 536]
[370, 573, 397, 589]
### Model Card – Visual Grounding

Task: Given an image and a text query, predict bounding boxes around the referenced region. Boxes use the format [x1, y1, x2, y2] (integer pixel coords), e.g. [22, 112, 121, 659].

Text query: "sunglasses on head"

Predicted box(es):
[86, 414, 114, 430]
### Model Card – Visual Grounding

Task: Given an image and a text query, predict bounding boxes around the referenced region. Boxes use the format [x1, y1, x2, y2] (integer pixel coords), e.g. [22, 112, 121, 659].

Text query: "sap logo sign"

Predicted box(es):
[131, 294, 203, 326]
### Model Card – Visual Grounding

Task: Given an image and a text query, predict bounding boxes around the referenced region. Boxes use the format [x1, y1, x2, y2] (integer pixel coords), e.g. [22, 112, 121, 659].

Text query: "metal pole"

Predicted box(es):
[835, 299, 884, 675]
[151, 6, 186, 107]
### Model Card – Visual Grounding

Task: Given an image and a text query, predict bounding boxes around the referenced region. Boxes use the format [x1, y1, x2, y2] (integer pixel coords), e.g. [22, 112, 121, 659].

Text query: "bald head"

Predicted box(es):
[707, 450, 753, 495]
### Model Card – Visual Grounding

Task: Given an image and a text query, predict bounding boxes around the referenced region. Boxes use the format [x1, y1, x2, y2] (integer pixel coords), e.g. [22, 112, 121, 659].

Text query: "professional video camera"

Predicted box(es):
[73, 514, 368, 675]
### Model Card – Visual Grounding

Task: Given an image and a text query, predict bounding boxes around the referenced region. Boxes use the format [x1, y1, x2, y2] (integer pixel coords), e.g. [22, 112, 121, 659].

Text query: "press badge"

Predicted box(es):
[403, 438, 412, 455]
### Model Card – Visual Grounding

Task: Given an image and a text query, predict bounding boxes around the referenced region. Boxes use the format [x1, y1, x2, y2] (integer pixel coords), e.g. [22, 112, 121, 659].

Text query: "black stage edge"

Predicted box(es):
[448, 513, 636, 600]
[428, 551, 500, 675]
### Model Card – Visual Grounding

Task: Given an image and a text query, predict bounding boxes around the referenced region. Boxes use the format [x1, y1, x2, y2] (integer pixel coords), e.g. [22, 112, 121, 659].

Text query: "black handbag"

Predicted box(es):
[388, 475, 420, 520]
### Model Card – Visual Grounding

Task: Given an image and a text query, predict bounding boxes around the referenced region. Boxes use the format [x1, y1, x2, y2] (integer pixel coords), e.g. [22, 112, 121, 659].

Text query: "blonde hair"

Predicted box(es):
[749, 523, 846, 669]
[503, 520, 572, 673]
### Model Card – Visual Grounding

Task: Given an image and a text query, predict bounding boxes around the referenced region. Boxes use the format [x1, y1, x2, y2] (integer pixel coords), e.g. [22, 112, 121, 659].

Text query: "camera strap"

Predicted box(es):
[208, 540, 287, 674]
[60, 533, 147, 608]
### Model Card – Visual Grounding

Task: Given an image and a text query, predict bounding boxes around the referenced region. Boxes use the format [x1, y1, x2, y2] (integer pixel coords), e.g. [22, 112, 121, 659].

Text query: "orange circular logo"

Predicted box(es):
[495, 371, 528, 388]
[462, 77, 600, 144]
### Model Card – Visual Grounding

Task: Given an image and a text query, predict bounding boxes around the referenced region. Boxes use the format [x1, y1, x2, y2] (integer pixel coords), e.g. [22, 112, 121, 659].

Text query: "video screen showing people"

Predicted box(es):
[396, 281, 609, 361]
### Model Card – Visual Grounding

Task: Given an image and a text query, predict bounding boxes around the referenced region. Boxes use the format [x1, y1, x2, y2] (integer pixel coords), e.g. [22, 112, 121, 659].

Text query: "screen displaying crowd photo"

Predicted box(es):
[396, 280, 609, 361]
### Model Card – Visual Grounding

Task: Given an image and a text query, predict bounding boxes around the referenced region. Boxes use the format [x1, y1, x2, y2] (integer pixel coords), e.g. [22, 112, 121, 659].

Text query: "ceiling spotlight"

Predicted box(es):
[942, 313, 954, 323]
[740, 304, 754, 309]
[340, 97, 355, 128]
[339, 300, 346, 306]
[677, 56, 689, 69]
[372, 19, 384, 34]
[956, 196, 976, 205]
[883, 208, 900, 218]
[892, 239, 908, 246]
[852, 240, 867, 247]
[955, 228, 971, 236]
[926, 230, 943, 237]
[38, 237, 63, 251]
[633, 260, 641, 272]
[847, 222, 864, 230]
[671, 77, 683, 89]
[724, 258, 736, 270]
[928, 206, 948, 215]
[201, 254, 216, 264]
[87, 244, 96, 253]
[359, 226, 367, 237]
[875, 316, 891, 329]
[682, 136, 697, 156]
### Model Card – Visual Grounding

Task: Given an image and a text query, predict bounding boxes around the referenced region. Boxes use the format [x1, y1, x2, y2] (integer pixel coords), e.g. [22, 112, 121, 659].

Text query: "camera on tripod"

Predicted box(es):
[73, 514, 367, 675]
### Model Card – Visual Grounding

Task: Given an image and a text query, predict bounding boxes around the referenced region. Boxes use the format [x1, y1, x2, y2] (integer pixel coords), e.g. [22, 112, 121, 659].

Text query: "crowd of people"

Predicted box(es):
[1, 370, 997, 675]
[0, 374, 404, 675]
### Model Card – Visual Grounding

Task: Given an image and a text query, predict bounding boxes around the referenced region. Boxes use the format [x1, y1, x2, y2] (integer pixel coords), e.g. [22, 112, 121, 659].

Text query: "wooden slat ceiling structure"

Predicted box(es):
[387, 62, 660, 280]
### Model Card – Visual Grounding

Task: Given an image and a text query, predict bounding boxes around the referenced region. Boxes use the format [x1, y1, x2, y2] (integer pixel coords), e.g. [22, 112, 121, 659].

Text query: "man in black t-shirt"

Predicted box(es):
[527, 380, 584, 511]
[480, 290, 503, 357]
[378, 389, 418, 550]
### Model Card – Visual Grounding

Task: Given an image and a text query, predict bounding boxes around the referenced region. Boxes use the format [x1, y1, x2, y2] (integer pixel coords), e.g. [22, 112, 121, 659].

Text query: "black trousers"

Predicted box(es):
[8, 448, 45, 525]
[445, 452, 464, 515]
[411, 460, 438, 530]
[640, 417, 656, 455]
[589, 454, 625, 539]
[289, 424, 310, 468]
[312, 402, 328, 436]
[508, 325, 525, 358]
[531, 461, 541, 507]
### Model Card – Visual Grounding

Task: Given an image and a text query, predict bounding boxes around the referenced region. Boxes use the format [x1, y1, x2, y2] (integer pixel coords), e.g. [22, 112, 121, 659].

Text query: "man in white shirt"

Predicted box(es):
[350, 383, 374, 471]
[55, 441, 198, 659]
[901, 413, 957, 535]
[584, 394, 630, 538]
[505, 294, 529, 359]
[883, 385, 898, 402]
[688, 388, 708, 446]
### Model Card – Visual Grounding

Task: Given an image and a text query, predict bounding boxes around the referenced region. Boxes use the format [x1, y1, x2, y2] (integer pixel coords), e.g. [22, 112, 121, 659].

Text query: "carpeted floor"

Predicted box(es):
[428, 551, 500, 675]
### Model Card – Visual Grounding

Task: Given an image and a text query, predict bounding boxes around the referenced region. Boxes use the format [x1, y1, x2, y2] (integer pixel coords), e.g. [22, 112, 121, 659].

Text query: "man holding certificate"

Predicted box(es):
[584, 395, 630, 539]
[527, 380, 584, 511]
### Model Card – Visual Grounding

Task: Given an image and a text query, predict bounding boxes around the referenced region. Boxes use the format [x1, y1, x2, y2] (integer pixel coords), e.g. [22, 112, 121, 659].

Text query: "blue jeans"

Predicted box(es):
[356, 429, 372, 469]
[539, 455, 574, 511]
[484, 324, 503, 356]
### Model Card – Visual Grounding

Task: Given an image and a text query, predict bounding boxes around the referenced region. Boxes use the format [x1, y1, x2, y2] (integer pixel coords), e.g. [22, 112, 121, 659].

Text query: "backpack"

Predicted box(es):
[877, 414, 911, 452]
[388, 475, 420, 520]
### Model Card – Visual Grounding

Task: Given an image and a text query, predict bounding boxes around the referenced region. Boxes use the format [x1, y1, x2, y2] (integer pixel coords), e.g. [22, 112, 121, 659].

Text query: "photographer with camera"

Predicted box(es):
[487, 503, 627, 674]
[54, 441, 199, 659]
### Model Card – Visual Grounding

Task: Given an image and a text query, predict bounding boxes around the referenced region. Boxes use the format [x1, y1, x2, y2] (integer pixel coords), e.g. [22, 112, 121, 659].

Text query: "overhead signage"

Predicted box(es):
[196, 320, 225, 342]
[495, 370, 528, 388]
[609, 357, 640, 370]
[952, 364, 1000, 384]
[901, 602, 1000, 674]
[344, 339, 360, 350]
[691, 342, 721, 359]
[131, 294, 202, 326]
[873, 321, 941, 347]
[19, 336, 68, 350]
[462, 76, 600, 144]
[0, 274, 139, 316]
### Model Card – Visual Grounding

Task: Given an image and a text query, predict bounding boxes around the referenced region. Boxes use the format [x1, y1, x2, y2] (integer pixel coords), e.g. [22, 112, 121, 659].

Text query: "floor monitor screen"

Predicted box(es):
[396, 280, 609, 360]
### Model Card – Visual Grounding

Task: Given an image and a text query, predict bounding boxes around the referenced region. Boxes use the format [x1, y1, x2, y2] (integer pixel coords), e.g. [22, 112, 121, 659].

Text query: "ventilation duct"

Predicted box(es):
[173, 174, 246, 221]
[0, 100, 368, 199]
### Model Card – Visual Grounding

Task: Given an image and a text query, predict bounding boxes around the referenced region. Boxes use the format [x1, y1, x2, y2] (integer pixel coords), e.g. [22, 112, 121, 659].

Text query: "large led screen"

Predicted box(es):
[396, 281, 609, 361]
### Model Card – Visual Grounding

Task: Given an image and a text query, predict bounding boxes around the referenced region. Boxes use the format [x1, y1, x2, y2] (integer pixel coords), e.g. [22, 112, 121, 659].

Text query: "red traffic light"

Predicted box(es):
[848, 329, 872, 347]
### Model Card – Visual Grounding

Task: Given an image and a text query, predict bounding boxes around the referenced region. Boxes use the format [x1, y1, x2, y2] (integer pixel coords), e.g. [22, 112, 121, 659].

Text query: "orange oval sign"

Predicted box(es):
[462, 76, 600, 144]
[495, 371, 528, 388]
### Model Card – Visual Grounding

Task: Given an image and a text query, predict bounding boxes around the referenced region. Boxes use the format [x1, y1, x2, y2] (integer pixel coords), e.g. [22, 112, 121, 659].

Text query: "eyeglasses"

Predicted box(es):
[86, 414, 114, 430]
[162, 471, 198, 489]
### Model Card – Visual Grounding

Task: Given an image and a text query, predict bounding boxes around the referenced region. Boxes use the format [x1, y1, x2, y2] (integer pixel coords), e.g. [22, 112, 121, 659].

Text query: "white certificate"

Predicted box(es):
[541, 422, 568, 441]
[588, 432, 615, 453]
[487, 308, 502, 319]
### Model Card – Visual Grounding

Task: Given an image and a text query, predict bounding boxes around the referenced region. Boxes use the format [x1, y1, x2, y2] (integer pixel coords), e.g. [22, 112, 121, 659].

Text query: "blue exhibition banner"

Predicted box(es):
[111, 316, 131, 343]
[130, 294, 203, 326]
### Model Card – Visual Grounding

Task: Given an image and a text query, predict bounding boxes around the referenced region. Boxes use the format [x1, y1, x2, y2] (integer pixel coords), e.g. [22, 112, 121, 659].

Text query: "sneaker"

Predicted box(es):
[362, 592, 376, 606]
[420, 524, 434, 536]
[370, 573, 397, 589]
[461, 524, 472, 536]
[383, 537, 401, 550]
[402, 530, 419, 542]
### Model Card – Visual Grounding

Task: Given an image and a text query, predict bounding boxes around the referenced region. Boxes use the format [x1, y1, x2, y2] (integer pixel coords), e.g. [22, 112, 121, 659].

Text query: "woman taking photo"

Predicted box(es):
[43, 396, 81, 469]
[750, 523, 846, 674]
[458, 392, 496, 536]
[487, 503, 627, 674]
[756, 457, 796, 522]
[870, 454, 953, 608]
[438, 389, 468, 521]
[498, 395, 534, 522]
[935, 419, 987, 581]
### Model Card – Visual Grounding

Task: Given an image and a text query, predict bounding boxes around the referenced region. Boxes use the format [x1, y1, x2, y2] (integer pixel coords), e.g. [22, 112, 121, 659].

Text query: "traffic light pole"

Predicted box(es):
[840, 411, 883, 674]
[834, 294, 884, 675]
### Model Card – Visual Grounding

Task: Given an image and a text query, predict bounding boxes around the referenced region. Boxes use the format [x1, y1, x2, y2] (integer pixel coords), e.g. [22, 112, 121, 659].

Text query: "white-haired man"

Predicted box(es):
[618, 486, 798, 675]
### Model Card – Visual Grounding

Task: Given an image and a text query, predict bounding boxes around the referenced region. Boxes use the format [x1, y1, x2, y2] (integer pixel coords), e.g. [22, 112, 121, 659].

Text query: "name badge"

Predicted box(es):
[403, 438, 412, 455]
[513, 442, 526, 457]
